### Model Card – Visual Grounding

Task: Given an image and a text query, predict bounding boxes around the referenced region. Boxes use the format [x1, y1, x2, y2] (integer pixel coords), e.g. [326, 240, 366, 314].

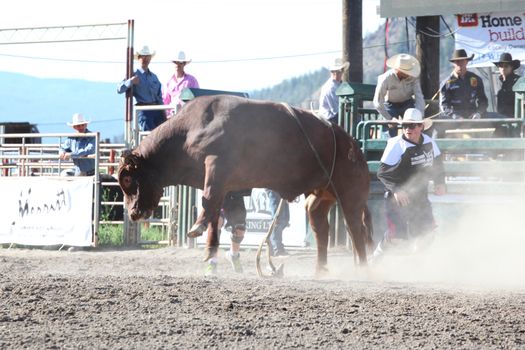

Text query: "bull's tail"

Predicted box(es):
[362, 205, 375, 253]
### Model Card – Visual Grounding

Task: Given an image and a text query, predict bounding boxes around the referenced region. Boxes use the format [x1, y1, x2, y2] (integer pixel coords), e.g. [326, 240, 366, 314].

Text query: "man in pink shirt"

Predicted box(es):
[163, 51, 199, 116]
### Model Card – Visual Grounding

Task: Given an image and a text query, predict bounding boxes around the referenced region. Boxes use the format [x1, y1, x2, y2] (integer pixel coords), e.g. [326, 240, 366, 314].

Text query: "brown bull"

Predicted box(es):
[118, 95, 373, 273]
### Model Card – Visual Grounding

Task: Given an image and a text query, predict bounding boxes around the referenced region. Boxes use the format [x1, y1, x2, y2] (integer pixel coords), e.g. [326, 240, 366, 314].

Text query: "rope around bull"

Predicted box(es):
[255, 103, 359, 277]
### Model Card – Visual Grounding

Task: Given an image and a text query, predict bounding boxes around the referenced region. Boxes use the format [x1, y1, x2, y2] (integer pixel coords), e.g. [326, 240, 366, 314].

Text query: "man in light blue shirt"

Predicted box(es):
[318, 58, 349, 124]
[59, 113, 96, 176]
[117, 45, 166, 131]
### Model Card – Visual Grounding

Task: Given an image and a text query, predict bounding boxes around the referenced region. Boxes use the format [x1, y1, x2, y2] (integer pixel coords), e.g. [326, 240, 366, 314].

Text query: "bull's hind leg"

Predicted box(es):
[305, 191, 336, 275]
[187, 155, 227, 261]
[336, 186, 369, 265]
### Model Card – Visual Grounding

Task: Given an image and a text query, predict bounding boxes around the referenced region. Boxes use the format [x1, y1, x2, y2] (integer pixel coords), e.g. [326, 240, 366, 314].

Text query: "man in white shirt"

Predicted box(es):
[373, 54, 425, 137]
[318, 58, 350, 124]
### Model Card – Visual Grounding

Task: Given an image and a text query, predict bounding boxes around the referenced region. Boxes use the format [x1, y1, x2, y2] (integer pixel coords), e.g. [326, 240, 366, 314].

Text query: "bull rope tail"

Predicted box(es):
[255, 198, 284, 278]
[281, 103, 360, 260]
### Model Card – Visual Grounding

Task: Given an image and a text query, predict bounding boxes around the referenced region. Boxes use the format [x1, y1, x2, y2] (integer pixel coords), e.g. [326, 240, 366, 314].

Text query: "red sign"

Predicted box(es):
[457, 14, 478, 27]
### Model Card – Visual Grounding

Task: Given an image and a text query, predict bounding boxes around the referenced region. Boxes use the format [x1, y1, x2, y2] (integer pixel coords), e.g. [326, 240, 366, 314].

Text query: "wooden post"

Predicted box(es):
[416, 16, 440, 101]
[125, 19, 134, 146]
[342, 0, 363, 83]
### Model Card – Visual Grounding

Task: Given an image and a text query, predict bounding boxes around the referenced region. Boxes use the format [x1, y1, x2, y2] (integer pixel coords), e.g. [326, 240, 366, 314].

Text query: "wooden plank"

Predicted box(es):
[362, 138, 525, 153]
[368, 160, 525, 175]
[436, 138, 525, 150]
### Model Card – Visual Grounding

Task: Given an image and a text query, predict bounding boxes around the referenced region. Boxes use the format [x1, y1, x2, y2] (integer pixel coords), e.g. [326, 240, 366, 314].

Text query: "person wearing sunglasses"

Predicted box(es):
[163, 51, 200, 116]
[371, 108, 446, 261]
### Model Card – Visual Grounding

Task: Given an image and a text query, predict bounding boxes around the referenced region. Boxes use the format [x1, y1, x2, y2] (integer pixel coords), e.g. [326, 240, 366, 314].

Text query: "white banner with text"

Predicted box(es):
[196, 188, 309, 247]
[0, 177, 93, 246]
[455, 12, 525, 67]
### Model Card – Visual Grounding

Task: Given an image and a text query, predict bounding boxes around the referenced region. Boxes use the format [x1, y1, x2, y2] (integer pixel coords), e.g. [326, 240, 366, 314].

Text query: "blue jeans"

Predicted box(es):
[383, 99, 415, 137]
[384, 192, 435, 240]
[137, 109, 167, 131]
[266, 189, 290, 253]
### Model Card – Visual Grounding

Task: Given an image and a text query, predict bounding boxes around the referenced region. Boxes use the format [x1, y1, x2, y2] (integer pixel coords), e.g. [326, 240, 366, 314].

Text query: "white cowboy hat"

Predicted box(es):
[134, 45, 156, 59]
[172, 51, 192, 63]
[386, 54, 421, 78]
[67, 113, 90, 126]
[329, 58, 350, 72]
[393, 108, 432, 130]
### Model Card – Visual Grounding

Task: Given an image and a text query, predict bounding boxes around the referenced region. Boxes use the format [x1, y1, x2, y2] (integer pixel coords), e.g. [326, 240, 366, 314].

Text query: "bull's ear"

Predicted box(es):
[118, 150, 141, 195]
[119, 150, 142, 172]
[119, 173, 135, 195]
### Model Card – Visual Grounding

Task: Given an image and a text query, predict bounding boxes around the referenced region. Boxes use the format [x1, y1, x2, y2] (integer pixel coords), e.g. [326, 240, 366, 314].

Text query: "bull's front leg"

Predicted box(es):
[186, 155, 227, 261]
[202, 196, 222, 261]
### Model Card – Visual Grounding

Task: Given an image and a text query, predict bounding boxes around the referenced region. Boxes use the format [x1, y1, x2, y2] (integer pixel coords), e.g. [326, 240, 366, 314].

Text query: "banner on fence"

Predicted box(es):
[196, 188, 308, 247]
[455, 12, 525, 67]
[0, 177, 93, 246]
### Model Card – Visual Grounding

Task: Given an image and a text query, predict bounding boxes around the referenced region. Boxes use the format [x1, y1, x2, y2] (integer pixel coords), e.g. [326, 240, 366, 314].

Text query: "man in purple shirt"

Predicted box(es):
[163, 51, 200, 116]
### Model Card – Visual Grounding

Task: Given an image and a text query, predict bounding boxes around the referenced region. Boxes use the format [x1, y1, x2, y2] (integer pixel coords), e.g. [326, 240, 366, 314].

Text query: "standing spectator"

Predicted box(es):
[265, 189, 290, 257]
[439, 49, 488, 120]
[373, 53, 424, 138]
[117, 45, 165, 131]
[318, 58, 349, 124]
[59, 113, 96, 176]
[163, 51, 200, 116]
[371, 108, 446, 260]
[493, 52, 521, 118]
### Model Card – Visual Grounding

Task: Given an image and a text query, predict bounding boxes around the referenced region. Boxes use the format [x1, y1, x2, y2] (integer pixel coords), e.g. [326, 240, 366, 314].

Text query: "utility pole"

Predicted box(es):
[343, 0, 363, 83]
[416, 16, 440, 103]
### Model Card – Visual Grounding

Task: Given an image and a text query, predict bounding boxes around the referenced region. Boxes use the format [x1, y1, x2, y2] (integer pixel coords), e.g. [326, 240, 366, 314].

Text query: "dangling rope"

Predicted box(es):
[405, 17, 410, 52]
[255, 198, 284, 278]
[384, 18, 390, 72]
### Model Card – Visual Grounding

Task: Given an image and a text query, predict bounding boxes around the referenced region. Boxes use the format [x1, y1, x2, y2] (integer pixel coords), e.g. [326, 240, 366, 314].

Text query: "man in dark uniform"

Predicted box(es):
[493, 52, 521, 118]
[371, 108, 446, 260]
[439, 49, 488, 120]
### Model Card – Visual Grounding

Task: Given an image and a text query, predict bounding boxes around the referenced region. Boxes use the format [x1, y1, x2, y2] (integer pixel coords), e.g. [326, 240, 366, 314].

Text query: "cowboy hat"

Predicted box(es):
[449, 49, 474, 62]
[493, 52, 521, 70]
[67, 113, 90, 126]
[386, 54, 421, 78]
[172, 51, 192, 63]
[393, 108, 432, 130]
[134, 45, 156, 59]
[329, 58, 349, 71]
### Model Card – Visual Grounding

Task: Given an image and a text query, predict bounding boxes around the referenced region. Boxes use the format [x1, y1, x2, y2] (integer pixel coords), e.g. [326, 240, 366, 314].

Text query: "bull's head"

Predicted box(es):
[118, 150, 164, 221]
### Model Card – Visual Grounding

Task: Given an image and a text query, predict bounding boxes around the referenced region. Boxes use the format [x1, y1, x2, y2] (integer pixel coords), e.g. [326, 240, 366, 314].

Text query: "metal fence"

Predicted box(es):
[0, 131, 179, 247]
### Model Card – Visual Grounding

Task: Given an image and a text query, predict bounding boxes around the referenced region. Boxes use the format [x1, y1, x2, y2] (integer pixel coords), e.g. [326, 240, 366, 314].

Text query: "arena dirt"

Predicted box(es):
[1, 241, 524, 349]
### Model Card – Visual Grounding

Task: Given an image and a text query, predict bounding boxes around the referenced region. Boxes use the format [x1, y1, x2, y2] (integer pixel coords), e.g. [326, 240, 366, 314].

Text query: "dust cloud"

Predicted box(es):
[321, 199, 525, 290]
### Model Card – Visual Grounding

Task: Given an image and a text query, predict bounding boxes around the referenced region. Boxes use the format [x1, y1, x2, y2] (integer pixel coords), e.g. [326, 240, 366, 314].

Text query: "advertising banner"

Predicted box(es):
[0, 177, 93, 246]
[196, 188, 308, 247]
[455, 12, 525, 67]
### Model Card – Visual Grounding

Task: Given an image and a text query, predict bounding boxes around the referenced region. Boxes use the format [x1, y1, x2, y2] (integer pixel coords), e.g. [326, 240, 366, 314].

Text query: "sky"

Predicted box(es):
[0, 0, 383, 92]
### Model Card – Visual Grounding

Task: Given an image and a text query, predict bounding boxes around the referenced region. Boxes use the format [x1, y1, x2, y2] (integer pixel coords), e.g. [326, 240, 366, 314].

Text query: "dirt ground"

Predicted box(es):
[1, 240, 524, 350]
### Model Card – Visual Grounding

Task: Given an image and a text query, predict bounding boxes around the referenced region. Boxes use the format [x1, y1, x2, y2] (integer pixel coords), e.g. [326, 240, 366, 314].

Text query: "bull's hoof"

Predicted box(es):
[203, 246, 218, 262]
[187, 223, 206, 238]
[314, 265, 329, 278]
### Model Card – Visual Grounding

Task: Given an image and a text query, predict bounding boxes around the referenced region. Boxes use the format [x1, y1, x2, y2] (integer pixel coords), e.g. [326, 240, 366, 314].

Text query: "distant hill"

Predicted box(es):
[249, 16, 455, 108]
[0, 72, 125, 142]
[250, 68, 329, 109]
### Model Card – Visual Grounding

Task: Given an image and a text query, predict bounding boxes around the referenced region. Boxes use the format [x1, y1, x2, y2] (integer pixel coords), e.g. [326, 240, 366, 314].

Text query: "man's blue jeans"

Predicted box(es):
[383, 99, 415, 137]
[266, 189, 290, 253]
[137, 109, 167, 131]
